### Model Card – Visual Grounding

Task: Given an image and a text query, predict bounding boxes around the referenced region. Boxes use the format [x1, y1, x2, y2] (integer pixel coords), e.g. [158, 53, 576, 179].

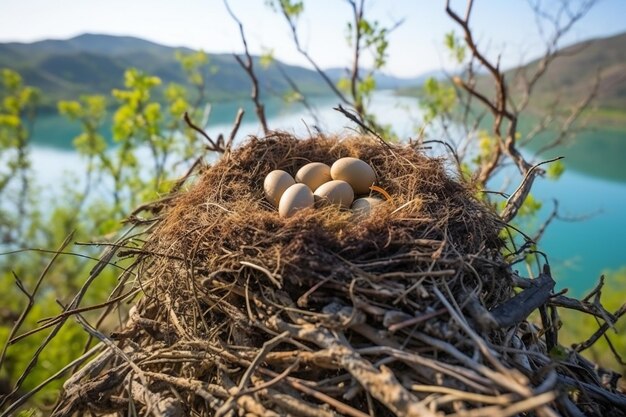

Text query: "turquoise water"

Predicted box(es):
[28, 91, 626, 295]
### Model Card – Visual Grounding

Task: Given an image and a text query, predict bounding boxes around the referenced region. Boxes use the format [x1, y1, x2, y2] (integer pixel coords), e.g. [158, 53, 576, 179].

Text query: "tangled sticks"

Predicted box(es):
[49, 134, 624, 417]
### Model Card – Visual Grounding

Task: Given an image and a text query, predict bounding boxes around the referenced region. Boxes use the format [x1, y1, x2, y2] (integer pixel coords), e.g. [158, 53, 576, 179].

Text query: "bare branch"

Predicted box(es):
[500, 156, 563, 223]
[223, 0, 269, 135]
[277, 3, 350, 105]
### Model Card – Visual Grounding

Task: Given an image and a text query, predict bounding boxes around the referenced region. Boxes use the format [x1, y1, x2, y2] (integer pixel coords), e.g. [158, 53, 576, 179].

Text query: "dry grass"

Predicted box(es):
[50, 133, 625, 417]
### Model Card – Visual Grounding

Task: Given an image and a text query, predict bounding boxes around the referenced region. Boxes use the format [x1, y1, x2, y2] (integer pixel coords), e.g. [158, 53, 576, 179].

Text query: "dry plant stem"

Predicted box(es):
[3, 227, 133, 408]
[270, 316, 438, 417]
[490, 268, 555, 328]
[215, 331, 289, 417]
[334, 104, 392, 149]
[260, 387, 338, 417]
[277, 3, 350, 105]
[410, 385, 515, 405]
[71, 312, 167, 417]
[574, 303, 626, 353]
[51, 136, 626, 417]
[256, 367, 371, 417]
[226, 108, 245, 152]
[0, 232, 74, 408]
[184, 111, 222, 152]
[223, 0, 269, 135]
[347, 0, 365, 119]
[275, 63, 321, 127]
[0, 343, 105, 417]
[446, 0, 531, 183]
[500, 157, 563, 223]
[511, 274, 614, 321]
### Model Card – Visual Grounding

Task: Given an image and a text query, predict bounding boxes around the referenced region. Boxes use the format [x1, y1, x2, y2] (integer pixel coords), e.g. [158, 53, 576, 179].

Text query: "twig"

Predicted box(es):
[490, 266, 555, 328]
[223, 0, 269, 134]
[573, 303, 626, 353]
[500, 156, 564, 223]
[0, 232, 74, 407]
[334, 104, 392, 149]
[184, 111, 220, 151]
[0, 343, 105, 417]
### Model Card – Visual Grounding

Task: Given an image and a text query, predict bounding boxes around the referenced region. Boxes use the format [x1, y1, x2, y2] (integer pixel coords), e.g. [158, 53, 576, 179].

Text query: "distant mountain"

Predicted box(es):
[395, 31, 626, 113]
[0, 33, 332, 109]
[506, 31, 626, 110]
[324, 67, 444, 90]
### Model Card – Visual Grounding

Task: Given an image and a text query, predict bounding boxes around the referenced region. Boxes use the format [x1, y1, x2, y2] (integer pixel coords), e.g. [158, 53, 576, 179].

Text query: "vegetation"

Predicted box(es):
[0, 0, 624, 413]
[0, 34, 331, 110]
[399, 30, 626, 117]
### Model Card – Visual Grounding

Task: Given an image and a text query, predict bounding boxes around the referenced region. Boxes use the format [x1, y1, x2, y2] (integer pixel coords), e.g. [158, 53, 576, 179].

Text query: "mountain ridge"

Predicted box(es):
[0, 33, 435, 110]
[0, 33, 333, 108]
[396, 30, 626, 115]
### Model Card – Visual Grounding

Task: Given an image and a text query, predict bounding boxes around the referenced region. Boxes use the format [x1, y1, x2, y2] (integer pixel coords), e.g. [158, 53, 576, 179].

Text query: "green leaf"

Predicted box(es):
[259, 48, 275, 69]
[546, 159, 565, 180]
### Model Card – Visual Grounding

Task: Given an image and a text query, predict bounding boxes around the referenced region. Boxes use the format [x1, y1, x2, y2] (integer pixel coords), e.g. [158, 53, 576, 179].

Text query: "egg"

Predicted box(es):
[351, 197, 384, 216]
[295, 162, 332, 191]
[264, 170, 295, 207]
[330, 157, 376, 194]
[314, 180, 354, 208]
[279, 183, 314, 218]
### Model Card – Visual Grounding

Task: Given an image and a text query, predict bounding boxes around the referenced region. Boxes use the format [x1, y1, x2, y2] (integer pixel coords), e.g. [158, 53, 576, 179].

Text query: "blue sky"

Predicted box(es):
[1, 0, 625, 77]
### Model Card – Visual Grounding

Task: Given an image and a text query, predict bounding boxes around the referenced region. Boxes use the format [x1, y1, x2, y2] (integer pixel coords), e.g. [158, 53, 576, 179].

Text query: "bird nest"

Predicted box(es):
[52, 133, 625, 417]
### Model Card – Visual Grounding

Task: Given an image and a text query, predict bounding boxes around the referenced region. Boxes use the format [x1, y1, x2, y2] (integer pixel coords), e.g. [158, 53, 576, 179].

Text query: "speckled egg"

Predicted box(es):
[351, 197, 384, 216]
[295, 162, 332, 191]
[264, 170, 295, 207]
[313, 180, 354, 208]
[330, 157, 376, 194]
[278, 183, 314, 218]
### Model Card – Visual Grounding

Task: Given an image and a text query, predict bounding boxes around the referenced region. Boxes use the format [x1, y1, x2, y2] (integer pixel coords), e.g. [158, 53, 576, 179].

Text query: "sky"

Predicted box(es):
[1, 0, 626, 77]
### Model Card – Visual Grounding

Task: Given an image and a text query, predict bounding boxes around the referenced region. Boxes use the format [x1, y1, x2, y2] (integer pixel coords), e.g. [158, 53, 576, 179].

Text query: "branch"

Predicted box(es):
[0, 232, 74, 407]
[500, 156, 563, 223]
[223, 0, 269, 135]
[277, 3, 350, 105]
[490, 266, 555, 328]
[334, 105, 392, 150]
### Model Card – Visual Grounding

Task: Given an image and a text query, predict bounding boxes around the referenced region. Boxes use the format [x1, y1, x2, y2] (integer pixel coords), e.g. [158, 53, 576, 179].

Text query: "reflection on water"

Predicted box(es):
[28, 91, 626, 295]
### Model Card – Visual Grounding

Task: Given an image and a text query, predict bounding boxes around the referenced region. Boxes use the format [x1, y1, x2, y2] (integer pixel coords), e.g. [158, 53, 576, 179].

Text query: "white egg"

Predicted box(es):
[330, 157, 376, 194]
[351, 197, 384, 216]
[264, 170, 295, 207]
[314, 180, 354, 208]
[295, 162, 332, 191]
[279, 183, 314, 218]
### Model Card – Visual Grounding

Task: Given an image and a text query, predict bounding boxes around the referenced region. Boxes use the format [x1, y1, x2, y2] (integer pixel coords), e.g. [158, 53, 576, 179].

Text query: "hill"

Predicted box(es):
[507, 31, 626, 112]
[397, 31, 626, 115]
[0, 33, 332, 109]
[323, 67, 439, 89]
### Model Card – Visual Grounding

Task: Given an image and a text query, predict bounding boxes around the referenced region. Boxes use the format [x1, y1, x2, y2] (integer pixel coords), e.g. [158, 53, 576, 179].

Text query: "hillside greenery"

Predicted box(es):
[398, 31, 626, 123]
[0, 33, 332, 110]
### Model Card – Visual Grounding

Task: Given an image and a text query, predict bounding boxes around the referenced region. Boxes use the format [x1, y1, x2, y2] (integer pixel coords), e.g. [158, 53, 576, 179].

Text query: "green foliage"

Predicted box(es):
[444, 31, 466, 63]
[420, 77, 456, 123]
[558, 268, 626, 374]
[0, 34, 331, 109]
[0, 52, 213, 409]
[259, 48, 275, 69]
[266, 0, 304, 17]
[0, 68, 40, 244]
[546, 159, 565, 180]
[518, 193, 543, 218]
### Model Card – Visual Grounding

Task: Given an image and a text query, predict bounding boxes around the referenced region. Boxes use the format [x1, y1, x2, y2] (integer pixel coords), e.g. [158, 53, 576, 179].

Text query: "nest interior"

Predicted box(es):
[54, 133, 625, 417]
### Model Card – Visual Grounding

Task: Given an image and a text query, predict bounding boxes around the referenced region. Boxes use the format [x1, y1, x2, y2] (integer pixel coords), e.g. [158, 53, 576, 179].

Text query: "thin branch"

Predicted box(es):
[0, 232, 74, 405]
[223, 0, 269, 135]
[500, 156, 564, 223]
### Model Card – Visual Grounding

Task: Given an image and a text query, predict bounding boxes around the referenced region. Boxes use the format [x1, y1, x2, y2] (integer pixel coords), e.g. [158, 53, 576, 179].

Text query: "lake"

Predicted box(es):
[28, 90, 626, 295]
